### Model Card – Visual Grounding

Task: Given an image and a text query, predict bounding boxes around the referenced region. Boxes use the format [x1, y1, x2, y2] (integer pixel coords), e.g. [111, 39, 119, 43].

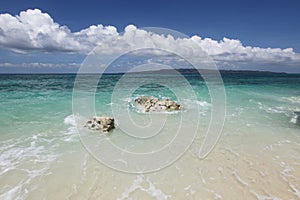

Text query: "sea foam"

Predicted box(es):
[61, 114, 79, 142]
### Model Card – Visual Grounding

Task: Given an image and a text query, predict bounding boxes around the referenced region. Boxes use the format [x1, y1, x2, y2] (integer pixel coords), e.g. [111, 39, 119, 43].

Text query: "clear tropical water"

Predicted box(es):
[0, 72, 300, 199]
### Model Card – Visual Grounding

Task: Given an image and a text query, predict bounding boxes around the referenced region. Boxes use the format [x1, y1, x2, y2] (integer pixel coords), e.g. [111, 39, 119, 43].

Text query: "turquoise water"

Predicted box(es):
[1, 73, 298, 135]
[0, 72, 300, 199]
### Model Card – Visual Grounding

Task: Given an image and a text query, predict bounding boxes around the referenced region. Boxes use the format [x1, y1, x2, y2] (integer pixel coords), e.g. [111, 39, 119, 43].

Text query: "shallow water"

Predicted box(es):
[0, 73, 300, 199]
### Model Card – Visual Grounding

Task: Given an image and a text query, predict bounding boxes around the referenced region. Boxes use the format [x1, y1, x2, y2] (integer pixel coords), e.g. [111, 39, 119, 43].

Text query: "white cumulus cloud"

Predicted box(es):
[0, 9, 299, 71]
[0, 9, 117, 53]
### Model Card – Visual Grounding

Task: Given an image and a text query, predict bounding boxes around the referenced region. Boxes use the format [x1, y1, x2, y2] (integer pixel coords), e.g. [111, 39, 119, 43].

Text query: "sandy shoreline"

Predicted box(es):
[2, 128, 299, 200]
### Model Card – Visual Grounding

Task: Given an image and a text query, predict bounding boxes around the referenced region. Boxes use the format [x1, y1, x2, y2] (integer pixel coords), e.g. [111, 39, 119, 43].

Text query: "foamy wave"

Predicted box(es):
[118, 175, 170, 200]
[282, 96, 300, 104]
[290, 116, 297, 124]
[62, 114, 78, 141]
[182, 99, 211, 107]
[64, 114, 76, 126]
[279, 161, 300, 199]
[256, 101, 296, 117]
[196, 100, 211, 107]
[0, 114, 85, 199]
[0, 134, 58, 199]
[181, 99, 211, 116]
[0, 136, 57, 175]
[257, 102, 285, 114]
[290, 113, 300, 125]
[250, 190, 282, 200]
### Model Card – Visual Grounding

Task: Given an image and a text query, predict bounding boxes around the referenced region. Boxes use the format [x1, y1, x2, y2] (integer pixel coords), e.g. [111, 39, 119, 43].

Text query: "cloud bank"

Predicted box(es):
[0, 62, 80, 68]
[0, 9, 299, 71]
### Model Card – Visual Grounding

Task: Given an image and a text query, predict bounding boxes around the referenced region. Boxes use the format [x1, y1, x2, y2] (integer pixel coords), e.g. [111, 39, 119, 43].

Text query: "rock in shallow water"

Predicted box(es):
[294, 111, 300, 125]
[85, 116, 115, 132]
[134, 96, 181, 112]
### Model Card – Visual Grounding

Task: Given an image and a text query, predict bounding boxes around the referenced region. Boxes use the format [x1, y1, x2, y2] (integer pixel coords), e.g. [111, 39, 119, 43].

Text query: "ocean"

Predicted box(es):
[0, 72, 300, 199]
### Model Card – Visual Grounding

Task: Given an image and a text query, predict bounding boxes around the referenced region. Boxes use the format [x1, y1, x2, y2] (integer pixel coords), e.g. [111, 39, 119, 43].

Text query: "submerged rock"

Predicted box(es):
[134, 96, 181, 112]
[85, 116, 115, 132]
[294, 111, 300, 115]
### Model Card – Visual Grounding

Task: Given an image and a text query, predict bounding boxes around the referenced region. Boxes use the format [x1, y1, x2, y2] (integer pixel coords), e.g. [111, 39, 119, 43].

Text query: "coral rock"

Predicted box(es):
[85, 116, 115, 132]
[134, 96, 181, 112]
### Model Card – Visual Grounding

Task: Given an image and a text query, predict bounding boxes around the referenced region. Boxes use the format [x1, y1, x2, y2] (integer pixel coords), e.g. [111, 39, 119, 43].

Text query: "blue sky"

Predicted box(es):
[0, 0, 299, 73]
